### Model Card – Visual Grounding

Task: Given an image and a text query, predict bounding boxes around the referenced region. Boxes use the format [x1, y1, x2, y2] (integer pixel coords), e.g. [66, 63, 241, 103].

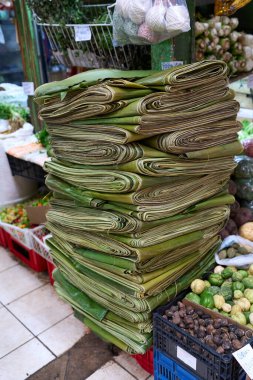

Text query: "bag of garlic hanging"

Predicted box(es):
[113, 0, 191, 46]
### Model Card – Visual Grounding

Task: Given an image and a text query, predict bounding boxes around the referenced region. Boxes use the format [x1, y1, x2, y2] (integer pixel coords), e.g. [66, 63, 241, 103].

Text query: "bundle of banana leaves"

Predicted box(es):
[36, 60, 242, 353]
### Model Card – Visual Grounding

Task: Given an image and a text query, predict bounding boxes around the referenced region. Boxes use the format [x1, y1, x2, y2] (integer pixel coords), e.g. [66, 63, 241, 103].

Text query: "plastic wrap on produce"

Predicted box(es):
[113, 0, 190, 46]
[215, 234, 253, 267]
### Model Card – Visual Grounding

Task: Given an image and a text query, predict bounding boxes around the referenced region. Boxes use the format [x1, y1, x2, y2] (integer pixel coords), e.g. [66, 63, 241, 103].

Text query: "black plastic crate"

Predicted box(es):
[154, 298, 252, 380]
[7, 154, 46, 183]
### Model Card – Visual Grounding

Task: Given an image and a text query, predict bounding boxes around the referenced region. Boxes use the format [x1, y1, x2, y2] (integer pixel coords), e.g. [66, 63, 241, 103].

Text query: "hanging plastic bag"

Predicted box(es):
[113, 0, 191, 46]
[215, 235, 253, 267]
[215, 0, 252, 16]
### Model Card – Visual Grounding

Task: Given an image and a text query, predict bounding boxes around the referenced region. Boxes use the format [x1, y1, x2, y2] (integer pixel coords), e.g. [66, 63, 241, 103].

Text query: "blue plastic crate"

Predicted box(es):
[155, 349, 199, 380]
[154, 350, 246, 380]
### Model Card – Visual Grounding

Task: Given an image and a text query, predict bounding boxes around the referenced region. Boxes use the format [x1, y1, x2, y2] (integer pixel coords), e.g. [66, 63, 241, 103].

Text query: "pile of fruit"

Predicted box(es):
[185, 265, 253, 328]
[0, 196, 51, 229]
[31, 197, 50, 207]
[0, 204, 30, 229]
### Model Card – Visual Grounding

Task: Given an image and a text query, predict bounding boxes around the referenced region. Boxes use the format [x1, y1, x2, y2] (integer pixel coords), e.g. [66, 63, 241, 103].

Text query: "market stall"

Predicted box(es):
[2, 1, 253, 379]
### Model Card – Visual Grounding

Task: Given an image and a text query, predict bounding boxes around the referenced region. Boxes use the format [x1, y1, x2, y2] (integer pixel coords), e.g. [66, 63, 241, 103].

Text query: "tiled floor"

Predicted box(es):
[0, 248, 87, 380]
[0, 247, 153, 380]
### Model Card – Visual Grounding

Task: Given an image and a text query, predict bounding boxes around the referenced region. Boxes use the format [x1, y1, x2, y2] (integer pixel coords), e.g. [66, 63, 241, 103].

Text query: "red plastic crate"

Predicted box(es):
[0, 227, 8, 248]
[132, 346, 154, 375]
[47, 261, 56, 285]
[7, 234, 47, 272]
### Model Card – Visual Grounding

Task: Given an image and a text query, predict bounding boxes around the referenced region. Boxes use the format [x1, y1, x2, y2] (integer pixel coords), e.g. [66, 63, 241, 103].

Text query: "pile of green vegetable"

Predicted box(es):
[186, 264, 253, 328]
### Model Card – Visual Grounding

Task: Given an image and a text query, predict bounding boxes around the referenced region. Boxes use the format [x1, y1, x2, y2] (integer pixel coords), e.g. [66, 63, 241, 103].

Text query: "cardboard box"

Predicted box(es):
[25, 205, 50, 225]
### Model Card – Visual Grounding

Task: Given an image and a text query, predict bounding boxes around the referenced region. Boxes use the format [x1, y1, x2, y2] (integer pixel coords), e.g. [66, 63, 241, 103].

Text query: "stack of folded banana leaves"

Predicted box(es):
[35, 60, 242, 354]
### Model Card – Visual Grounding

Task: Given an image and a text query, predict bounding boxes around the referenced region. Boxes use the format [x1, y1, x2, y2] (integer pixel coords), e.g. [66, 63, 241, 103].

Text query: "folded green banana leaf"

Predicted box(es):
[37, 84, 152, 108]
[184, 141, 243, 159]
[74, 235, 219, 276]
[53, 270, 152, 344]
[146, 120, 242, 154]
[54, 285, 152, 344]
[48, 174, 233, 221]
[40, 98, 137, 124]
[83, 315, 152, 354]
[100, 88, 234, 119]
[48, 179, 231, 234]
[51, 225, 218, 273]
[47, 123, 146, 144]
[54, 236, 219, 297]
[34, 69, 156, 98]
[45, 173, 198, 207]
[47, 220, 204, 261]
[49, 234, 216, 299]
[108, 206, 229, 247]
[48, 237, 215, 316]
[50, 140, 169, 165]
[91, 156, 236, 177]
[85, 100, 239, 135]
[135, 60, 227, 89]
[52, 267, 107, 321]
[44, 160, 174, 193]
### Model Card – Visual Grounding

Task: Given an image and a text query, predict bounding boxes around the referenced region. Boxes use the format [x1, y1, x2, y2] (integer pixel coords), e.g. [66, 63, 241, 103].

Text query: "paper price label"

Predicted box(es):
[247, 75, 253, 89]
[233, 344, 253, 379]
[161, 61, 183, 70]
[74, 25, 91, 42]
[22, 82, 35, 96]
[177, 346, 197, 371]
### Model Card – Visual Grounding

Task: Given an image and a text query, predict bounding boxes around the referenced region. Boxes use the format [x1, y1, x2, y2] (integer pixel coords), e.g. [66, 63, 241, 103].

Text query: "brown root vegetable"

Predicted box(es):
[232, 339, 243, 350]
[233, 208, 253, 227]
[226, 219, 238, 234]
[220, 228, 230, 240]
[230, 200, 240, 217]
[216, 346, 225, 354]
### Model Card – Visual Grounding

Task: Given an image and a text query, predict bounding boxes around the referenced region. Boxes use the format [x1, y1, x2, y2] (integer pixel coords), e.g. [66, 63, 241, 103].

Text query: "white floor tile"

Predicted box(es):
[114, 351, 150, 380]
[0, 338, 55, 380]
[86, 360, 136, 380]
[0, 265, 48, 305]
[8, 284, 72, 335]
[0, 308, 33, 358]
[0, 248, 18, 272]
[38, 314, 89, 356]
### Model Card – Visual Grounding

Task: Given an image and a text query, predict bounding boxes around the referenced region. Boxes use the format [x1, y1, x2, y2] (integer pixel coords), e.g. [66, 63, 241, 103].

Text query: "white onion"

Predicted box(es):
[165, 5, 190, 35]
[128, 0, 152, 25]
[116, 0, 129, 19]
[145, 1, 167, 33]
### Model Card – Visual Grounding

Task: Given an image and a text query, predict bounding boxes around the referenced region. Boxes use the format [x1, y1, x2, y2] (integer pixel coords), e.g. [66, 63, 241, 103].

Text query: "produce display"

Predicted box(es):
[0, 196, 50, 228]
[0, 204, 30, 228]
[238, 120, 253, 159]
[0, 102, 29, 133]
[163, 300, 253, 353]
[218, 242, 253, 259]
[35, 60, 241, 354]
[195, 16, 253, 74]
[186, 264, 253, 328]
